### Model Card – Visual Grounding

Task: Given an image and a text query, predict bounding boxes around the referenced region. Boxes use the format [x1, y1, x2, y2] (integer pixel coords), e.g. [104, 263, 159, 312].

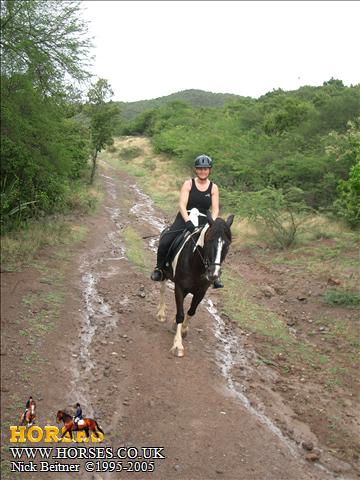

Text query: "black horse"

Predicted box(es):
[156, 213, 234, 357]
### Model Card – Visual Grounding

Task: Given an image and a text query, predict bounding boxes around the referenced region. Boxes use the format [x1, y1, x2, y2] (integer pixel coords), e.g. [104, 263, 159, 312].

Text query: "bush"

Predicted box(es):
[118, 146, 143, 161]
[334, 162, 360, 228]
[241, 187, 311, 248]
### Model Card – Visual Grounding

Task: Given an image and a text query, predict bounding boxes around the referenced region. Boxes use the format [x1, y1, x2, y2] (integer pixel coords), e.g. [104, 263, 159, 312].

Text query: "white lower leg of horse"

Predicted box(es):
[156, 281, 166, 322]
[170, 323, 184, 357]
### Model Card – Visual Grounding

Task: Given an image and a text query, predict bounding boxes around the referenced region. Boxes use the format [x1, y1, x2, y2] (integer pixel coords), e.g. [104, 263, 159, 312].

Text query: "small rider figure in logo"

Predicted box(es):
[24, 396, 32, 421]
[20, 395, 36, 425]
[73, 403, 83, 430]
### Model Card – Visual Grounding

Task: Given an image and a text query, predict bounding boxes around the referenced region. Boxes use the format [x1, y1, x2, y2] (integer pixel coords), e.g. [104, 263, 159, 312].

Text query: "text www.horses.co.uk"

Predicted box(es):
[9, 436, 166, 474]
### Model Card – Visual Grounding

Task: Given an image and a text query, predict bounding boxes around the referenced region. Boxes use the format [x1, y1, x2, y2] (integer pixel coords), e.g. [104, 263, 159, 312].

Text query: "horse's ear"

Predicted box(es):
[226, 214, 234, 228]
[206, 211, 214, 225]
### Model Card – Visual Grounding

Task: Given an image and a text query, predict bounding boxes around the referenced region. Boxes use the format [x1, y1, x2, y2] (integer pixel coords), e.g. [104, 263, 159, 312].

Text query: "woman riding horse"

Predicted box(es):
[152, 155, 234, 357]
[56, 410, 104, 441]
[151, 154, 224, 289]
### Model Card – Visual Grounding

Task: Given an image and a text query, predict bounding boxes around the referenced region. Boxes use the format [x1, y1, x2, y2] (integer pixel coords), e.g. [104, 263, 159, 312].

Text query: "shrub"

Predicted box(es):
[118, 146, 143, 161]
[241, 187, 311, 248]
[334, 162, 360, 228]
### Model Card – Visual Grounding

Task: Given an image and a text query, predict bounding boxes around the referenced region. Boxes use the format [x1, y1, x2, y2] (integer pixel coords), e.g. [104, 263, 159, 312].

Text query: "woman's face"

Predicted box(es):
[195, 167, 211, 180]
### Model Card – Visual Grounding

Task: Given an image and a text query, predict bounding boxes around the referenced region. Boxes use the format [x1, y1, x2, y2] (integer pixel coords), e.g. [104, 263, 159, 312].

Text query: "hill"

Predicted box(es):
[116, 89, 244, 120]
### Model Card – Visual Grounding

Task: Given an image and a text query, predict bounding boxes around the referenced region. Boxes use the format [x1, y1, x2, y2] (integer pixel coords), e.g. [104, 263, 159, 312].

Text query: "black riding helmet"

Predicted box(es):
[194, 154, 213, 168]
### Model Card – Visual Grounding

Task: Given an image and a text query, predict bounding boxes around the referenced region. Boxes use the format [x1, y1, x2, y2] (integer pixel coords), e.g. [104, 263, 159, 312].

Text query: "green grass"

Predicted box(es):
[108, 153, 147, 177]
[323, 289, 360, 306]
[1, 221, 89, 272]
[23, 351, 42, 365]
[21, 288, 63, 341]
[122, 226, 151, 272]
[142, 156, 156, 171]
[222, 271, 291, 341]
[22, 293, 38, 308]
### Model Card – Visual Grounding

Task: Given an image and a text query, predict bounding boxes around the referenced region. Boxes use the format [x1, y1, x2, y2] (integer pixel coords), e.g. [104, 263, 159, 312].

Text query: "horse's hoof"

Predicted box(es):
[171, 346, 185, 357]
[156, 314, 166, 323]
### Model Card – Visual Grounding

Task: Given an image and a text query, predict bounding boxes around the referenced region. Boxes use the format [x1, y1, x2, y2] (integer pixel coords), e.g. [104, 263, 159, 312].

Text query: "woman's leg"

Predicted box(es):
[151, 215, 185, 280]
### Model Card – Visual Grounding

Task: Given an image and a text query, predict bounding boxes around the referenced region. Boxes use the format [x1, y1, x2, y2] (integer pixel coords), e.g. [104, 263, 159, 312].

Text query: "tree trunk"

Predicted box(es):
[89, 149, 98, 185]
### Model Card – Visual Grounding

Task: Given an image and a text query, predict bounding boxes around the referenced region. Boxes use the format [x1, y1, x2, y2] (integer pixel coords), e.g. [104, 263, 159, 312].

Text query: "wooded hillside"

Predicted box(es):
[122, 80, 360, 227]
[116, 89, 243, 120]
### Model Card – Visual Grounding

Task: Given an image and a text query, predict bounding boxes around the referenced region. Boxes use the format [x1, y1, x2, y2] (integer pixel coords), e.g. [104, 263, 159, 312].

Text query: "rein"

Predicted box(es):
[142, 229, 185, 240]
[188, 228, 221, 269]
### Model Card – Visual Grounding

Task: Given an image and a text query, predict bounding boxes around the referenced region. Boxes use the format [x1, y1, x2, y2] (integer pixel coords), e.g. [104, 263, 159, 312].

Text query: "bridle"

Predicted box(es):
[189, 227, 222, 270]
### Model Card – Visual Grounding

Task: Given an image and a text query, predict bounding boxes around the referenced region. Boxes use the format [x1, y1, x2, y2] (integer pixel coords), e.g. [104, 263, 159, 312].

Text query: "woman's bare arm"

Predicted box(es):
[179, 179, 192, 222]
[211, 183, 219, 219]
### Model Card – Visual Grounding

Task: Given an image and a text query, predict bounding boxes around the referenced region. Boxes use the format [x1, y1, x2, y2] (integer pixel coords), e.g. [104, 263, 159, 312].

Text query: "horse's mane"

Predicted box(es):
[59, 410, 72, 420]
[206, 218, 232, 243]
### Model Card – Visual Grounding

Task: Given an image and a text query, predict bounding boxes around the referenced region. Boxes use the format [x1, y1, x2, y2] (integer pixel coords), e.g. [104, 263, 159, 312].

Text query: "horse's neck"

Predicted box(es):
[61, 412, 72, 422]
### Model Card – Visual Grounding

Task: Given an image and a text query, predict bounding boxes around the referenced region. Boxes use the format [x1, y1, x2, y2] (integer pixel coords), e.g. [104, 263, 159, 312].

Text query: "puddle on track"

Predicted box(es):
[70, 174, 126, 414]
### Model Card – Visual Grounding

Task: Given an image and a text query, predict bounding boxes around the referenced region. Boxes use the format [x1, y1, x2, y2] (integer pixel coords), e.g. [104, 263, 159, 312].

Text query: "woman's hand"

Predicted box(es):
[185, 220, 195, 233]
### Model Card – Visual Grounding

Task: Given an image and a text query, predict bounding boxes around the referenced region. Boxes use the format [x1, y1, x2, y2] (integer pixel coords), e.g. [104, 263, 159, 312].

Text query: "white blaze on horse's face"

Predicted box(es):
[207, 237, 224, 280]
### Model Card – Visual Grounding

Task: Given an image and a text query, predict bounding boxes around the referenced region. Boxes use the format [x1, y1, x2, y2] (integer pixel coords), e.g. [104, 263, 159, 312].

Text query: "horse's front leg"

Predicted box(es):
[156, 281, 166, 322]
[61, 426, 74, 442]
[183, 289, 207, 337]
[170, 284, 185, 357]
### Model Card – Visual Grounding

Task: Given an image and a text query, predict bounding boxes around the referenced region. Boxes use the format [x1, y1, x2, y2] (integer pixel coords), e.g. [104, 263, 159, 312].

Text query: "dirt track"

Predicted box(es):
[1, 139, 358, 479]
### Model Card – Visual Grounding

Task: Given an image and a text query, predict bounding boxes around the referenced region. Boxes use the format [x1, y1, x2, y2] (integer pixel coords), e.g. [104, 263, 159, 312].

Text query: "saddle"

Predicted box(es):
[164, 225, 209, 279]
[162, 209, 210, 279]
[163, 229, 189, 265]
[74, 418, 85, 430]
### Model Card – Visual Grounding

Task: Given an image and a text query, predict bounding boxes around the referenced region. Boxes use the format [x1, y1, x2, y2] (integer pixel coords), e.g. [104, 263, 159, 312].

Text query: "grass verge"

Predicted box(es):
[122, 226, 152, 273]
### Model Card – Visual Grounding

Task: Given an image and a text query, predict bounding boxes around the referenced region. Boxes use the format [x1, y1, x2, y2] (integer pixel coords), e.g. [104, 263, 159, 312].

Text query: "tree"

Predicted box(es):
[0, 0, 93, 228]
[86, 79, 120, 184]
[0, 0, 92, 94]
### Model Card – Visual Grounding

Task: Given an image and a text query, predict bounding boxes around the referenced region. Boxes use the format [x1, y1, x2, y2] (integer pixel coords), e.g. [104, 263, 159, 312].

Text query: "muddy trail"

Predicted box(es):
[1, 141, 358, 479]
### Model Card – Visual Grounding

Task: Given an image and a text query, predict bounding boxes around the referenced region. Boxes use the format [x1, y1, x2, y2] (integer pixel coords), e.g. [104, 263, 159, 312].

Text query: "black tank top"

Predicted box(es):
[186, 178, 213, 215]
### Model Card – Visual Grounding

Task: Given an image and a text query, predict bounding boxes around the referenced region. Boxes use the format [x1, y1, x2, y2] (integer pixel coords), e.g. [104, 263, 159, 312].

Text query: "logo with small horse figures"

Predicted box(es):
[11, 397, 104, 443]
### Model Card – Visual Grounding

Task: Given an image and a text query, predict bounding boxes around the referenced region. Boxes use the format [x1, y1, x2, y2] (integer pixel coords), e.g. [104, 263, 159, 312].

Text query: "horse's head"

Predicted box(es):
[56, 410, 64, 423]
[203, 215, 234, 282]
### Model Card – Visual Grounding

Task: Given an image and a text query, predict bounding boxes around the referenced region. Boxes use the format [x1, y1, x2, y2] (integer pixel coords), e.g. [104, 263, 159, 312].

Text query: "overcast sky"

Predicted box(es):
[80, 1, 360, 102]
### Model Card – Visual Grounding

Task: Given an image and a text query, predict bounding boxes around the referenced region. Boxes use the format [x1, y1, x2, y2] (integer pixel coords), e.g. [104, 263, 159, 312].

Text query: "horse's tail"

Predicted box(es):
[95, 421, 104, 434]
